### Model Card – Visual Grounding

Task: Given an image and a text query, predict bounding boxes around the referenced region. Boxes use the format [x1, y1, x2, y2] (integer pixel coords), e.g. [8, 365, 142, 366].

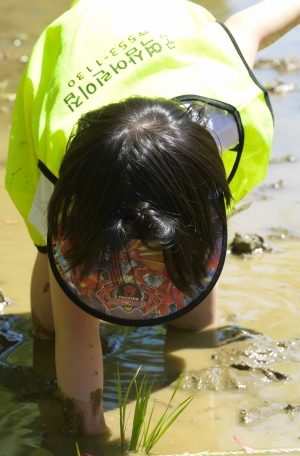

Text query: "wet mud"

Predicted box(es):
[177, 326, 300, 393]
[226, 221, 300, 255]
[1, 0, 300, 454]
[254, 57, 300, 95]
[31, 309, 55, 339]
[264, 78, 296, 94]
[229, 233, 272, 255]
[269, 154, 297, 164]
[91, 388, 103, 416]
[239, 402, 300, 426]
[61, 391, 85, 434]
[0, 289, 13, 312]
[267, 226, 300, 241]
[254, 57, 300, 73]
[2, 315, 300, 450]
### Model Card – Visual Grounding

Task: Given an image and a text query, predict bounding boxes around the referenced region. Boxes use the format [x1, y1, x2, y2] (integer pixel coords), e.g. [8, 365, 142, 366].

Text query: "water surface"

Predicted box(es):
[0, 0, 300, 454]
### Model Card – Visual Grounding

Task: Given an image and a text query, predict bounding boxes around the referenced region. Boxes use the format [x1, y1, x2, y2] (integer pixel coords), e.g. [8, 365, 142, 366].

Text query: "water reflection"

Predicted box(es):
[0, 315, 186, 455]
[1, 0, 300, 454]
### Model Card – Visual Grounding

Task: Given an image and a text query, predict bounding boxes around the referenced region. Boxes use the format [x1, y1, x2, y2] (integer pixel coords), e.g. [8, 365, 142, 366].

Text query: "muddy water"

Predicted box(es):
[0, 0, 300, 455]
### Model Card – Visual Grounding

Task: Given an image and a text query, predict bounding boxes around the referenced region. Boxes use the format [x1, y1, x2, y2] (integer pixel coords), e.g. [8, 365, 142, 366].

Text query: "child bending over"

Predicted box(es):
[6, 0, 300, 435]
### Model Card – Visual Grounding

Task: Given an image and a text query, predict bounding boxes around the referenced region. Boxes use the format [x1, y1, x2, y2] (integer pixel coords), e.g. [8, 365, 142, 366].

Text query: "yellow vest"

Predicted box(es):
[6, 0, 273, 247]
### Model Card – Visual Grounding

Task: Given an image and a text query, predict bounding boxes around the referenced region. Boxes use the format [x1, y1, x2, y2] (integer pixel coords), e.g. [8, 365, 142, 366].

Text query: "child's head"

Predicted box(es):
[48, 97, 231, 296]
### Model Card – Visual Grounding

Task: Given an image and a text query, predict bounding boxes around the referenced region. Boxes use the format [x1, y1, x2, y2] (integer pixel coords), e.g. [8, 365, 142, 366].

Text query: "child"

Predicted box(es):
[5, 0, 300, 435]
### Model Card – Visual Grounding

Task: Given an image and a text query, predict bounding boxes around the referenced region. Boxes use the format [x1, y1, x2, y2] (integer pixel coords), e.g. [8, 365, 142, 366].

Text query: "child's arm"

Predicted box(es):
[49, 266, 108, 435]
[224, 0, 300, 68]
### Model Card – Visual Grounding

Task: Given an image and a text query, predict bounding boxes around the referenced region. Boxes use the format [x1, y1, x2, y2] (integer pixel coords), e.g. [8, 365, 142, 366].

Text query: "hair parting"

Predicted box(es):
[48, 97, 232, 295]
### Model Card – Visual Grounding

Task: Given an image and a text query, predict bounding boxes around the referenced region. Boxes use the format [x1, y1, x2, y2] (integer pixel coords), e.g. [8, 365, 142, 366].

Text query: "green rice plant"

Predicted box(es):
[75, 442, 92, 456]
[129, 371, 156, 451]
[116, 364, 142, 448]
[142, 371, 199, 453]
[116, 365, 200, 453]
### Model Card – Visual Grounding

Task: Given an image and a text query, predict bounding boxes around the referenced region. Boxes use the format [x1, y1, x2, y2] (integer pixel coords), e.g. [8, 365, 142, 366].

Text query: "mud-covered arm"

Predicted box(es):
[49, 266, 108, 435]
[224, 0, 300, 68]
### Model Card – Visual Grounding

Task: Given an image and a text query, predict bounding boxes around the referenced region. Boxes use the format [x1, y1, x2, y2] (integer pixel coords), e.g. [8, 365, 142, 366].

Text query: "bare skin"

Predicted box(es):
[167, 284, 218, 330]
[224, 0, 300, 69]
[60, 388, 104, 434]
[49, 263, 108, 435]
[32, 251, 218, 434]
[31, 251, 108, 434]
[31, 251, 55, 339]
[29, 1, 300, 435]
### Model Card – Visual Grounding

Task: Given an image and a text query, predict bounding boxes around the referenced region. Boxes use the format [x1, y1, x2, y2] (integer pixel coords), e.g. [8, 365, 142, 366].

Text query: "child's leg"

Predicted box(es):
[167, 283, 218, 330]
[31, 251, 55, 338]
[49, 265, 108, 435]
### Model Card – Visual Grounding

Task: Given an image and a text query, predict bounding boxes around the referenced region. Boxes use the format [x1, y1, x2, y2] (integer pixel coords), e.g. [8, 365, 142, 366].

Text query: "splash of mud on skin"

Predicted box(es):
[61, 391, 85, 434]
[91, 388, 103, 416]
[61, 388, 103, 434]
[31, 310, 55, 340]
[43, 282, 50, 292]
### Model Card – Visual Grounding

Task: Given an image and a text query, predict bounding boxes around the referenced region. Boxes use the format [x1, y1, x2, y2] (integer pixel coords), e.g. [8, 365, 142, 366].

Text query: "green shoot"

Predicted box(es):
[75, 442, 81, 456]
[129, 372, 156, 451]
[116, 366, 200, 453]
[143, 370, 199, 453]
[116, 364, 142, 448]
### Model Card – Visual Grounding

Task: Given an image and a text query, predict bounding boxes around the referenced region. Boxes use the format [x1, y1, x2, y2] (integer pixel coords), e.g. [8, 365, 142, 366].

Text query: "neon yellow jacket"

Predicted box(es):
[6, 0, 274, 247]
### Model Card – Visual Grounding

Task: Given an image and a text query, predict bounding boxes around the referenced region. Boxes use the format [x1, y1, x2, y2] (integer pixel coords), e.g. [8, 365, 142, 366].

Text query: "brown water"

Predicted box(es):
[0, 0, 300, 455]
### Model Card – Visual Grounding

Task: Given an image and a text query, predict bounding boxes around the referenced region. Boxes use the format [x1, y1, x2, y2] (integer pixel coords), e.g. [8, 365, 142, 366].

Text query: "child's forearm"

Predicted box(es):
[224, 0, 300, 68]
[225, 0, 300, 49]
[49, 268, 108, 435]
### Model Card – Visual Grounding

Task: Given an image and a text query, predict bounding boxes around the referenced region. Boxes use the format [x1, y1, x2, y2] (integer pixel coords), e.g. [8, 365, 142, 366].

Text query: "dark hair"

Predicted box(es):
[48, 97, 232, 295]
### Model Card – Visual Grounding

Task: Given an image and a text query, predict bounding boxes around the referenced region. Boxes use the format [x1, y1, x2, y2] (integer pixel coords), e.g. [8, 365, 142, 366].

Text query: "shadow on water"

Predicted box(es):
[0, 314, 187, 456]
[2, 314, 298, 455]
[1, 0, 300, 454]
[0, 314, 252, 456]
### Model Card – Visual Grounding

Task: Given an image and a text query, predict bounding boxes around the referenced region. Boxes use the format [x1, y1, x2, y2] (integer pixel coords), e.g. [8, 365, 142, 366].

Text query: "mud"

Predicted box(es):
[239, 402, 300, 426]
[90, 388, 103, 416]
[0, 0, 300, 454]
[268, 226, 300, 241]
[176, 327, 300, 393]
[43, 282, 50, 292]
[269, 154, 297, 164]
[2, 311, 300, 452]
[180, 364, 290, 393]
[254, 57, 300, 73]
[264, 78, 296, 94]
[258, 179, 285, 193]
[61, 391, 85, 434]
[253, 178, 291, 202]
[0, 50, 28, 63]
[31, 310, 55, 339]
[0, 289, 13, 312]
[228, 233, 273, 255]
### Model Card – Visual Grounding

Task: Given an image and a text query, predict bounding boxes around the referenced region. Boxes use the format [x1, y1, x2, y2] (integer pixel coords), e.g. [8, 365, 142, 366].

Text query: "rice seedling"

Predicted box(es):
[116, 365, 200, 453]
[116, 364, 142, 448]
[75, 442, 92, 456]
